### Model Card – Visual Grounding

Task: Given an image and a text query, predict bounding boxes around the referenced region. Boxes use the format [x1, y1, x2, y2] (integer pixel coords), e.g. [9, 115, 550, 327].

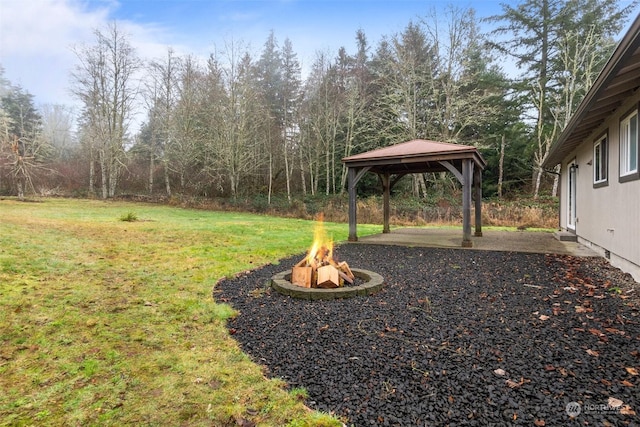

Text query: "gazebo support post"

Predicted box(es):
[474, 165, 483, 237]
[348, 167, 358, 241]
[347, 166, 371, 242]
[382, 173, 391, 233]
[462, 159, 473, 247]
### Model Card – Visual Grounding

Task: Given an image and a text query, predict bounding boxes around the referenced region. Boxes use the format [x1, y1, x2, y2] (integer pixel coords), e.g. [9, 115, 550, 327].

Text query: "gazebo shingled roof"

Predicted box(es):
[342, 139, 486, 247]
[343, 139, 486, 174]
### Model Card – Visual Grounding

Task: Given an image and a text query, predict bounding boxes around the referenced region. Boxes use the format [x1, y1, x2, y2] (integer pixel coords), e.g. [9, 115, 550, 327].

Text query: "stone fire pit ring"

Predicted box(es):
[271, 268, 384, 300]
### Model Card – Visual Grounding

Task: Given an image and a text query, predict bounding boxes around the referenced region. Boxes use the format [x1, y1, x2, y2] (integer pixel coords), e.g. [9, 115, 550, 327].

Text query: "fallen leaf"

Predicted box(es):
[621, 380, 634, 387]
[544, 365, 555, 371]
[586, 349, 599, 357]
[539, 315, 550, 321]
[608, 397, 624, 408]
[589, 328, 604, 337]
[505, 377, 529, 389]
[494, 368, 506, 376]
[506, 379, 520, 388]
[626, 367, 639, 376]
[575, 306, 587, 313]
[605, 327, 624, 335]
[620, 405, 636, 415]
[601, 378, 612, 386]
[534, 419, 546, 426]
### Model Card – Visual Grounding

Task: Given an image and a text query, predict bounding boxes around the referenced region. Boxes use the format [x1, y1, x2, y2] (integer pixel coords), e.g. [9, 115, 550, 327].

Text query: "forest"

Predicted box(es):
[0, 0, 637, 211]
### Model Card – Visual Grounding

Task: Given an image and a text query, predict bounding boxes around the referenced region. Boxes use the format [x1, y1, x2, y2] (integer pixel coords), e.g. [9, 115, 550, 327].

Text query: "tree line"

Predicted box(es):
[0, 0, 636, 202]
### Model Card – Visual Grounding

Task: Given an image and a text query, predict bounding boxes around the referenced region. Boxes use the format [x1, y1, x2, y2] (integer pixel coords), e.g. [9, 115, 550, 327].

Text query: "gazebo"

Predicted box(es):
[342, 139, 486, 247]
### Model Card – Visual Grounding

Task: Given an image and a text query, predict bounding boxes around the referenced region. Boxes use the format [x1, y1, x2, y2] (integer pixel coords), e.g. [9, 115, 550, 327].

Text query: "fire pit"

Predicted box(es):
[271, 268, 383, 300]
[270, 214, 384, 299]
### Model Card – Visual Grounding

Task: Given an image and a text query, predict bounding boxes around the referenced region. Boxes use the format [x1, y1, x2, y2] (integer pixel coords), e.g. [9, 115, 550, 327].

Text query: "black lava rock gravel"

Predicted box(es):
[215, 245, 640, 426]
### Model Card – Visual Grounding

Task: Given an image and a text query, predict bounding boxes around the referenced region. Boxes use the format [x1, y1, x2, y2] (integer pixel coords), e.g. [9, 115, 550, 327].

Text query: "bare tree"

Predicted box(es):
[145, 48, 181, 196]
[0, 85, 49, 198]
[204, 42, 267, 198]
[301, 50, 342, 196]
[40, 104, 76, 160]
[548, 21, 617, 195]
[71, 22, 140, 198]
[0, 104, 9, 191]
[424, 6, 500, 143]
[169, 55, 207, 192]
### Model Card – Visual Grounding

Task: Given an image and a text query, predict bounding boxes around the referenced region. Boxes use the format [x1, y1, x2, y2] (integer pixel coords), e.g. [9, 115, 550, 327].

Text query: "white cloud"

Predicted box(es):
[1, 0, 110, 56]
[0, 0, 113, 105]
[0, 0, 181, 111]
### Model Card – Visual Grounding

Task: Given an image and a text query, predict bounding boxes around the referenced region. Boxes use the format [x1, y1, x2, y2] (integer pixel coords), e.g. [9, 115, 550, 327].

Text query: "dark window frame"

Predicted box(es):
[593, 131, 608, 188]
[619, 104, 640, 183]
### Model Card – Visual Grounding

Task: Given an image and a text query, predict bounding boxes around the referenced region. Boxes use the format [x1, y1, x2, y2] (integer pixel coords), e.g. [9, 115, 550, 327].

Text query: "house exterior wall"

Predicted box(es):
[558, 91, 640, 282]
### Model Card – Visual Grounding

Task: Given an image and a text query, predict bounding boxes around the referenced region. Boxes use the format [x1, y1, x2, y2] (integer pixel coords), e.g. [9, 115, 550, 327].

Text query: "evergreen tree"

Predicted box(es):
[280, 37, 302, 200]
[488, 0, 637, 197]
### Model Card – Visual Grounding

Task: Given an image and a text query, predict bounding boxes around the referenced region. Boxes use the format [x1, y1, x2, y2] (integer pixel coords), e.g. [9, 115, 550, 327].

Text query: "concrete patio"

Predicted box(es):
[353, 227, 599, 257]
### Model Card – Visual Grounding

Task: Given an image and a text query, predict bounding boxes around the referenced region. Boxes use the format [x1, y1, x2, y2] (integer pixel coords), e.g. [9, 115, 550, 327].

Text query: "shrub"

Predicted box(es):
[119, 211, 138, 222]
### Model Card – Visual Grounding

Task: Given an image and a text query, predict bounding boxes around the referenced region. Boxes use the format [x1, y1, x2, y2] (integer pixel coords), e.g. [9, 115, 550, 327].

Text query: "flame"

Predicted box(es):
[306, 213, 333, 266]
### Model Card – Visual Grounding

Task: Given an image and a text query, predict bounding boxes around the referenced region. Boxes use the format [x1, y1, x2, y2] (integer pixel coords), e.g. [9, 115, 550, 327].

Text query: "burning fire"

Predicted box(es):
[306, 213, 333, 267]
[292, 213, 354, 288]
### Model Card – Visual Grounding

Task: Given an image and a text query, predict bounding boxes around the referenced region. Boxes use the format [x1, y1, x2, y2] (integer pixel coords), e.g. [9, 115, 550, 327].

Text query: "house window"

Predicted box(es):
[620, 109, 639, 182]
[593, 134, 608, 187]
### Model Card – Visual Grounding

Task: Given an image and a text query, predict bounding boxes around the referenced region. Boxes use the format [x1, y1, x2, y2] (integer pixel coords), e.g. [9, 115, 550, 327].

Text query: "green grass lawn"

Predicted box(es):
[0, 198, 379, 426]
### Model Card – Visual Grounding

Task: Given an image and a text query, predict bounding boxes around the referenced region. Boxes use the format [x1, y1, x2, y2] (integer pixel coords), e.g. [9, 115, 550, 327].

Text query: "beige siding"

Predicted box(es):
[559, 92, 640, 281]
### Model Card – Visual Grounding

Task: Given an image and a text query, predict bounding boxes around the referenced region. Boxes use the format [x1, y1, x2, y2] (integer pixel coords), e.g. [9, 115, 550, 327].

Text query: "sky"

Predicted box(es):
[0, 0, 637, 114]
[0, 0, 507, 110]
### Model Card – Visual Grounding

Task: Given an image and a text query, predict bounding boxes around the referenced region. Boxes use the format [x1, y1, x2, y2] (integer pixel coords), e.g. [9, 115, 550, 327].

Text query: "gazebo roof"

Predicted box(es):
[342, 139, 486, 175]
